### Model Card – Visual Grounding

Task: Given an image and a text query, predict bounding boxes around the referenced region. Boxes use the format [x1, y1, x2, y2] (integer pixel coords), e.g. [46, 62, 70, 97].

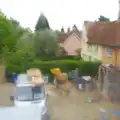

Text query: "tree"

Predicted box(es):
[0, 11, 34, 67]
[13, 34, 35, 71]
[59, 47, 68, 56]
[33, 29, 59, 57]
[98, 15, 110, 21]
[35, 13, 50, 32]
[55, 30, 61, 36]
[0, 11, 18, 62]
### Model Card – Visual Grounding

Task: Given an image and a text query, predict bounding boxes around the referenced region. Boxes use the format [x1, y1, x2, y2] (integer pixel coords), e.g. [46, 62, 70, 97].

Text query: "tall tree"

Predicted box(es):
[98, 15, 110, 21]
[35, 13, 50, 32]
[33, 29, 59, 57]
[0, 11, 17, 56]
[55, 30, 61, 36]
[0, 11, 33, 66]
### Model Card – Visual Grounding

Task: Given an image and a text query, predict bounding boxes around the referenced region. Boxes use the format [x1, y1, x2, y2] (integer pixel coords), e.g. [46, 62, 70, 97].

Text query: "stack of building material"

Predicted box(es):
[27, 68, 44, 86]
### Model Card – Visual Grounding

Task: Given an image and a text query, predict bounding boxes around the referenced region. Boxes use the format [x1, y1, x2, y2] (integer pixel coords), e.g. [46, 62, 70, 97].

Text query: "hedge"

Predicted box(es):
[6, 60, 101, 77]
[37, 55, 81, 61]
[28, 60, 79, 73]
[78, 61, 101, 77]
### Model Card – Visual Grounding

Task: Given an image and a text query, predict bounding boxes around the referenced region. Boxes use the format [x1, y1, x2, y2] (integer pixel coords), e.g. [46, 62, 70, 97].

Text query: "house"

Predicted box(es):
[81, 21, 103, 61]
[59, 25, 82, 56]
[81, 21, 120, 66]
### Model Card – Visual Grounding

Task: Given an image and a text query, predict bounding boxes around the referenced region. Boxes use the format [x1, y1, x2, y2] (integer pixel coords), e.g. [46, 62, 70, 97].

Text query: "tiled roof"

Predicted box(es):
[86, 21, 120, 47]
[58, 28, 81, 43]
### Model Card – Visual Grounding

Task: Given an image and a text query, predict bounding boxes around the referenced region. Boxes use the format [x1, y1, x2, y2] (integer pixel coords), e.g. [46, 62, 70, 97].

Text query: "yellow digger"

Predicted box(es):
[51, 68, 71, 96]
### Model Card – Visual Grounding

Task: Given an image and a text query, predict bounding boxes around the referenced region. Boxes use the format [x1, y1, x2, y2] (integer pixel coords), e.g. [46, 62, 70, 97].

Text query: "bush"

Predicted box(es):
[27, 60, 78, 73]
[6, 64, 22, 74]
[78, 61, 101, 77]
[37, 55, 81, 61]
[6, 60, 101, 77]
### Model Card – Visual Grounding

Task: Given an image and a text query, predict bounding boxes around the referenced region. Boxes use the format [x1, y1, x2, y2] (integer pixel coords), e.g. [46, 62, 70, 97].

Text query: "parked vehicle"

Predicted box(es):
[0, 106, 46, 120]
[10, 74, 49, 120]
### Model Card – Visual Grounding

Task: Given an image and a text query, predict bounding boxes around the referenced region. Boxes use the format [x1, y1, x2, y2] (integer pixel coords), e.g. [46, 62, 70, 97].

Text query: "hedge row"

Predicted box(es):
[37, 55, 81, 61]
[6, 60, 101, 77]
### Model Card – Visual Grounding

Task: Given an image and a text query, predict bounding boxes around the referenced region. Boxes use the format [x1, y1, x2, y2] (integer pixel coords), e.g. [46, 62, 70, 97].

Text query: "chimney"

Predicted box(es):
[118, 0, 120, 20]
[67, 27, 70, 32]
[72, 24, 77, 30]
[61, 27, 64, 33]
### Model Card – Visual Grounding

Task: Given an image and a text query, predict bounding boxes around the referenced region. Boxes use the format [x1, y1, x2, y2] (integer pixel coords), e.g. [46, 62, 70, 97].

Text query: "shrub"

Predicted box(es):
[78, 61, 101, 77]
[27, 60, 78, 73]
[6, 60, 101, 77]
[37, 55, 81, 61]
[6, 64, 22, 74]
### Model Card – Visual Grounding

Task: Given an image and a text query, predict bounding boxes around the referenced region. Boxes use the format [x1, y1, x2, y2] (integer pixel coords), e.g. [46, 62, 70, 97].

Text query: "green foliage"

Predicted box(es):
[0, 11, 13, 39]
[0, 10, 100, 79]
[78, 61, 101, 77]
[0, 11, 35, 66]
[28, 60, 79, 73]
[54, 30, 61, 36]
[35, 13, 50, 31]
[0, 11, 19, 64]
[33, 29, 59, 57]
[98, 15, 110, 21]
[6, 60, 101, 77]
[37, 55, 81, 61]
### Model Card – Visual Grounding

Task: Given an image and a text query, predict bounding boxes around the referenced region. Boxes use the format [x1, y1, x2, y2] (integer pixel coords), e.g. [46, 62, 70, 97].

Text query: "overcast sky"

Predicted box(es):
[0, 0, 119, 31]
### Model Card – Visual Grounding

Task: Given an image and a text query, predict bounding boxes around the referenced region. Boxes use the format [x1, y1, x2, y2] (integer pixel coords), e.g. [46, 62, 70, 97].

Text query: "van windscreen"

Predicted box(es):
[15, 86, 45, 101]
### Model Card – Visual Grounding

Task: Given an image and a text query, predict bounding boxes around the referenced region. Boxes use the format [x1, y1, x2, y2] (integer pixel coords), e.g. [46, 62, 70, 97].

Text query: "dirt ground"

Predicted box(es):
[0, 83, 100, 120]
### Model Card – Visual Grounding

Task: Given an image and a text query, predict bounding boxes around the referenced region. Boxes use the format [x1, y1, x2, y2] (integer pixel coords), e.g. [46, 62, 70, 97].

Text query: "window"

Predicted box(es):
[15, 86, 45, 101]
[89, 56, 91, 61]
[95, 45, 98, 52]
[107, 47, 112, 57]
[88, 44, 92, 51]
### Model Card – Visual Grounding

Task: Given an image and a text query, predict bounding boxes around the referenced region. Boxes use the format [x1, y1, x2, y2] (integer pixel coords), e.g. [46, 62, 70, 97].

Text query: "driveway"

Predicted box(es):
[0, 83, 99, 120]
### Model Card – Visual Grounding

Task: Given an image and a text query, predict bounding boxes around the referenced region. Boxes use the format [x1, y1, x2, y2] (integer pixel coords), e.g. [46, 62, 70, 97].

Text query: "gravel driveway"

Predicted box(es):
[0, 83, 99, 120]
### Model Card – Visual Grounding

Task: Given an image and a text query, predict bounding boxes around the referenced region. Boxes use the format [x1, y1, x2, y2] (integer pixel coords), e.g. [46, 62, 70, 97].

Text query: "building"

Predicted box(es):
[81, 21, 120, 66]
[59, 25, 82, 56]
[81, 21, 110, 62]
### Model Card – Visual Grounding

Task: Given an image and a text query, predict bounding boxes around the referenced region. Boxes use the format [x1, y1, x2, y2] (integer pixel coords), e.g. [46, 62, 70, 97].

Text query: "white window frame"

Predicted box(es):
[95, 45, 98, 52]
[107, 47, 112, 57]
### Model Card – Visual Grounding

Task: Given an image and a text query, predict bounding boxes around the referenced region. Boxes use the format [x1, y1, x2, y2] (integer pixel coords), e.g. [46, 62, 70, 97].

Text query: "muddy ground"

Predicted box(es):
[0, 83, 99, 120]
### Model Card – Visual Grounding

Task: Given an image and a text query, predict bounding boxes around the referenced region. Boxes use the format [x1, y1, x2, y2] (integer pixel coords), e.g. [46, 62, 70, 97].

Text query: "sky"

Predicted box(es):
[0, 0, 119, 31]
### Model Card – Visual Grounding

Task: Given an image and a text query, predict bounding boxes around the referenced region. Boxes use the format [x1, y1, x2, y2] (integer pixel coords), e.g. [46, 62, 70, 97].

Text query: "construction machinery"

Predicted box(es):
[51, 68, 72, 96]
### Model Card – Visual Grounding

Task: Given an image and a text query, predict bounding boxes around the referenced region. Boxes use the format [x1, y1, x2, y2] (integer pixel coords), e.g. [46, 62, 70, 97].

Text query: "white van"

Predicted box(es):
[0, 106, 43, 120]
[11, 74, 49, 120]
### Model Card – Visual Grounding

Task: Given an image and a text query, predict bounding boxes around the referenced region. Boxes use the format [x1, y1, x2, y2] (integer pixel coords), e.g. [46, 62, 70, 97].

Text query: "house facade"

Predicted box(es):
[59, 25, 82, 56]
[81, 21, 120, 66]
[101, 47, 120, 66]
[81, 21, 102, 61]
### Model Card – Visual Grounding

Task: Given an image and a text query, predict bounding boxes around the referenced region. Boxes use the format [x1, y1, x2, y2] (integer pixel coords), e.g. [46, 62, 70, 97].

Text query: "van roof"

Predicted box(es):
[16, 84, 33, 87]
[16, 74, 30, 85]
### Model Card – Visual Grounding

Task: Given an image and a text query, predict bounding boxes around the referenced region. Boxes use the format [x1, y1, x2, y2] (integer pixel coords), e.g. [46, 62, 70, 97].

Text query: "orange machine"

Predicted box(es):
[51, 68, 71, 96]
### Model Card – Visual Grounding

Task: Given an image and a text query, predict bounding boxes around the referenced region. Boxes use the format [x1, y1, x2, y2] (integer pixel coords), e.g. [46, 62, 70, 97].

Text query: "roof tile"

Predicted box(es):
[58, 27, 81, 42]
[86, 21, 120, 47]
